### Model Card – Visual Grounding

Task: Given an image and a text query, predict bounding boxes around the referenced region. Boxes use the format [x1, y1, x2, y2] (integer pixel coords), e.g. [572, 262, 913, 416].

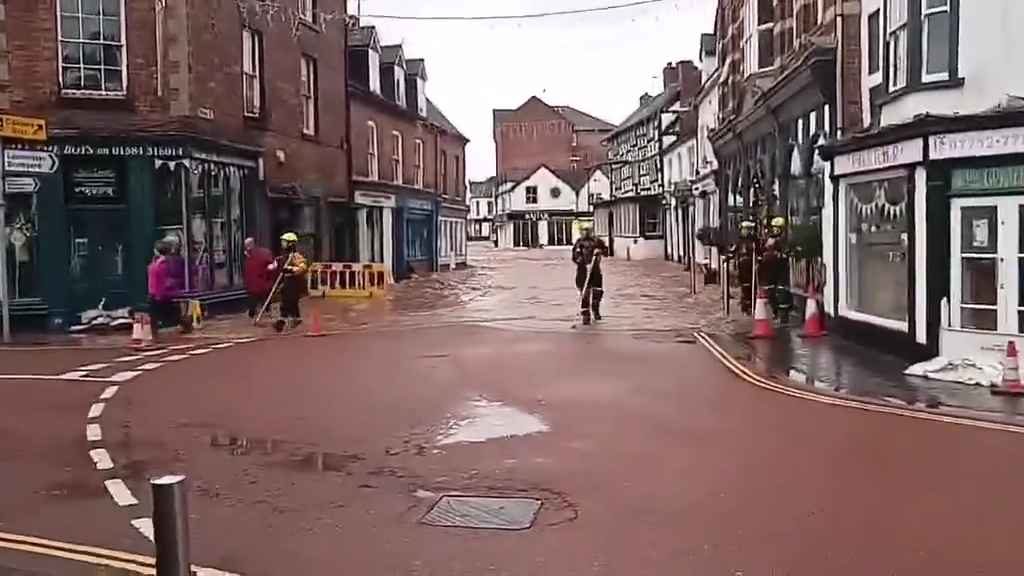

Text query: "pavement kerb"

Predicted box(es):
[694, 331, 1024, 435]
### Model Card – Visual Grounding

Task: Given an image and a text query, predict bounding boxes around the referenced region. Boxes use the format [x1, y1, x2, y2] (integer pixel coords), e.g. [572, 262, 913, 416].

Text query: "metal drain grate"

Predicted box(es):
[421, 496, 542, 530]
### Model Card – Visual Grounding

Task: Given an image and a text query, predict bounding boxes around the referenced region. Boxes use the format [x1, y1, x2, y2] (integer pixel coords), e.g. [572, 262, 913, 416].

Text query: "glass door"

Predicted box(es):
[951, 197, 1024, 333]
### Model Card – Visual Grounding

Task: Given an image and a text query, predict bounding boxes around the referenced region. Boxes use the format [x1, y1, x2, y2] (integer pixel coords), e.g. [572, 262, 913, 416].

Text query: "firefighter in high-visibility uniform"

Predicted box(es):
[760, 216, 791, 320]
[732, 220, 758, 314]
[572, 223, 609, 325]
[268, 232, 308, 332]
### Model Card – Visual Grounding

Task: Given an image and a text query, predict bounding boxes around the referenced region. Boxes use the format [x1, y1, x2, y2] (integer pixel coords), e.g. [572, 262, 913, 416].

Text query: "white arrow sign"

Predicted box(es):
[4, 149, 59, 174]
[4, 176, 41, 193]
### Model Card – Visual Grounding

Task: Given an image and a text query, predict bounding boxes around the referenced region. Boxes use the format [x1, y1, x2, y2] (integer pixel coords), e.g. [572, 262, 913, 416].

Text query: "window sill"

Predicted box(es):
[60, 90, 127, 100]
[877, 77, 966, 106]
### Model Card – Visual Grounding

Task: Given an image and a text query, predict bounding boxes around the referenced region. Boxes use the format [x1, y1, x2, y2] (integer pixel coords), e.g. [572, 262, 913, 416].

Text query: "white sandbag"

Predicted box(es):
[904, 356, 1002, 387]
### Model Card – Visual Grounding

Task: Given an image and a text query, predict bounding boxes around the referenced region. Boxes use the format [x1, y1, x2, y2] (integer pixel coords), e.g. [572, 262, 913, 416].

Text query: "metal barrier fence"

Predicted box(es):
[307, 263, 392, 298]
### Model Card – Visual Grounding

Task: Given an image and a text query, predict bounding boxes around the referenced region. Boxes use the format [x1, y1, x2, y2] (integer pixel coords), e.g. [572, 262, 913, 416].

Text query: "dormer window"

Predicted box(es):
[368, 47, 381, 95]
[394, 73, 406, 107]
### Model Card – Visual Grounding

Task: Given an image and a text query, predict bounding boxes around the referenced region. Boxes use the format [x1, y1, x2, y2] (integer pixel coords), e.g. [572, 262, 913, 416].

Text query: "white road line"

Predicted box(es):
[162, 354, 190, 362]
[187, 348, 213, 356]
[104, 479, 139, 507]
[88, 448, 114, 471]
[86, 423, 102, 442]
[99, 386, 120, 400]
[78, 363, 111, 371]
[232, 337, 258, 344]
[113, 355, 144, 362]
[167, 344, 195, 350]
[107, 371, 142, 383]
[87, 403, 105, 419]
[211, 343, 236, 349]
[58, 371, 90, 379]
[194, 567, 242, 576]
[136, 362, 165, 371]
[129, 518, 154, 542]
[138, 350, 167, 357]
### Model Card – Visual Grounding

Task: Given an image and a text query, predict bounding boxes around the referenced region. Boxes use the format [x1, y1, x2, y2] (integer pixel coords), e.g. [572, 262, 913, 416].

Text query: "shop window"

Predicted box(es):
[406, 216, 431, 261]
[57, 0, 126, 96]
[960, 206, 998, 330]
[3, 190, 39, 300]
[548, 219, 573, 246]
[845, 177, 909, 323]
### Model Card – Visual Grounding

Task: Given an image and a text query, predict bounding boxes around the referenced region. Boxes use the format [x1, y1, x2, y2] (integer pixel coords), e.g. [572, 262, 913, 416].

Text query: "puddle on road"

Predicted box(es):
[209, 433, 364, 474]
[437, 398, 549, 446]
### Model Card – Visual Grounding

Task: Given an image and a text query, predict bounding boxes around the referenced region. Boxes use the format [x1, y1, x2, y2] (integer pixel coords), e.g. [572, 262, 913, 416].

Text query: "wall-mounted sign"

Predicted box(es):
[833, 138, 924, 176]
[931, 127, 1024, 160]
[70, 167, 119, 200]
[951, 165, 1024, 193]
[354, 190, 396, 208]
[0, 114, 47, 141]
[8, 142, 185, 158]
[4, 176, 40, 193]
[406, 199, 433, 212]
[4, 149, 59, 173]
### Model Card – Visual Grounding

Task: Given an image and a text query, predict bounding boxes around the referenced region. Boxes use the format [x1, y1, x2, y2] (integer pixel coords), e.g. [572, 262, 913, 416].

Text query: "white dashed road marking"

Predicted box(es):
[233, 337, 259, 344]
[113, 355, 144, 362]
[211, 343, 235, 349]
[167, 344, 195, 351]
[107, 371, 142, 383]
[103, 479, 139, 507]
[58, 371, 90, 379]
[188, 348, 214, 356]
[138, 350, 167, 357]
[136, 362, 165, 371]
[77, 364, 111, 371]
[86, 424, 102, 442]
[129, 518, 154, 543]
[162, 354, 190, 361]
[88, 449, 114, 471]
[87, 403, 105, 419]
[99, 386, 119, 400]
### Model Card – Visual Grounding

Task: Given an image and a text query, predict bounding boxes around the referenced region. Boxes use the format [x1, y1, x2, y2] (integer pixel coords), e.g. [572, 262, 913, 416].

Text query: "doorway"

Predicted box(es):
[950, 196, 1024, 333]
[69, 207, 130, 311]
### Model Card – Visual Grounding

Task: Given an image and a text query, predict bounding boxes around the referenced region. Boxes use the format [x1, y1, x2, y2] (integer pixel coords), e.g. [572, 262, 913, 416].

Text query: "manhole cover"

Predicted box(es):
[421, 496, 542, 530]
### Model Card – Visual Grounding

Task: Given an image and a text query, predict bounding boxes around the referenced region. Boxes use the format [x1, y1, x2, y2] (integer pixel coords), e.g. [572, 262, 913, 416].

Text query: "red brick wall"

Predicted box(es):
[349, 93, 443, 191]
[839, 4, 864, 133]
[1, 0, 349, 198]
[496, 119, 573, 183]
[573, 130, 610, 172]
[439, 130, 467, 201]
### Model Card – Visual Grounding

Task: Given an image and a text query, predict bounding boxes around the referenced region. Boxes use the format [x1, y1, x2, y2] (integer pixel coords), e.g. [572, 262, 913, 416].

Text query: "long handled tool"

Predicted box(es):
[254, 253, 293, 326]
[571, 255, 598, 330]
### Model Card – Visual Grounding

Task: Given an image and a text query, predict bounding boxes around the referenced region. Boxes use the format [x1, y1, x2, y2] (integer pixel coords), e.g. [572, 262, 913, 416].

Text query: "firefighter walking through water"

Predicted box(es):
[572, 223, 609, 325]
[268, 232, 308, 332]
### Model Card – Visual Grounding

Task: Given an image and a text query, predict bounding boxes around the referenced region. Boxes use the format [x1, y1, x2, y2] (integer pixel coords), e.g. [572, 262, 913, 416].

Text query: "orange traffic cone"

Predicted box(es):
[749, 288, 775, 339]
[132, 312, 154, 349]
[799, 285, 827, 338]
[305, 309, 326, 338]
[993, 341, 1024, 396]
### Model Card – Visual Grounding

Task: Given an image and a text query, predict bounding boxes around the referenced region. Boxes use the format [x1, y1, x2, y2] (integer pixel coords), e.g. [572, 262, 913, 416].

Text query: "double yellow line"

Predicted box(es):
[0, 530, 156, 574]
[694, 331, 1024, 435]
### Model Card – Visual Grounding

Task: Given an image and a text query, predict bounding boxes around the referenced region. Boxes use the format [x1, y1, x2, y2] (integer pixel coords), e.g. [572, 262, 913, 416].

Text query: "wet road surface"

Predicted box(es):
[2, 247, 1023, 575]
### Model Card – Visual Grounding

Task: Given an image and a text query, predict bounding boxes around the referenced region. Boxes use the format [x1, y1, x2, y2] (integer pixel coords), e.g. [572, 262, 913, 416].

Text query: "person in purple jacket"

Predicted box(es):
[147, 240, 181, 338]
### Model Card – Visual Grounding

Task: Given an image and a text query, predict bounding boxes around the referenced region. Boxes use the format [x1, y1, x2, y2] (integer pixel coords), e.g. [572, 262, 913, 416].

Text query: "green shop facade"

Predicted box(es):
[3, 136, 260, 330]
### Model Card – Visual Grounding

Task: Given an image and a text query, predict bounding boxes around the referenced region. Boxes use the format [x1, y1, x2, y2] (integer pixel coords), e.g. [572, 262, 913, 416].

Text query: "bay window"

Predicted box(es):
[57, 0, 126, 96]
[922, 0, 951, 80]
[887, 0, 909, 91]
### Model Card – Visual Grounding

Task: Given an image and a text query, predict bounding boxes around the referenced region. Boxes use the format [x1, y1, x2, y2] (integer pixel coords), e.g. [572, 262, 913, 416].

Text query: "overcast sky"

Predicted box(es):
[348, 0, 717, 180]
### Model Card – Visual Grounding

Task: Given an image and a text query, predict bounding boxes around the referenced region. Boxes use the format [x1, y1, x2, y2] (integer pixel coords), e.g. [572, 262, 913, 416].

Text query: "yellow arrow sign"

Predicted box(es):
[0, 114, 47, 141]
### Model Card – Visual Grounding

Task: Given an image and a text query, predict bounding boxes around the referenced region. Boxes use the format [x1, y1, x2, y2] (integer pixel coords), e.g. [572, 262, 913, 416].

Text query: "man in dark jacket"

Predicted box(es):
[243, 237, 275, 318]
[268, 232, 308, 332]
[572, 223, 609, 325]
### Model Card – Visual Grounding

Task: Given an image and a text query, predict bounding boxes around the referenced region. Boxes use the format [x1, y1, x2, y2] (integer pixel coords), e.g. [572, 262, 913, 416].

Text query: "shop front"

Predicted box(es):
[399, 197, 436, 278]
[439, 203, 468, 269]
[3, 138, 259, 329]
[353, 189, 396, 270]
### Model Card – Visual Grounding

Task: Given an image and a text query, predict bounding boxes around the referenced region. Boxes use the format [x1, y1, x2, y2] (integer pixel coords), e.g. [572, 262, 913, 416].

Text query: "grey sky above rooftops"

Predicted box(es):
[348, 0, 716, 179]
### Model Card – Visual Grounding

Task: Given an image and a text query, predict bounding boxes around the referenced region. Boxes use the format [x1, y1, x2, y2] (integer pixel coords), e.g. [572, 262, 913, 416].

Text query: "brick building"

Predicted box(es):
[710, 0, 858, 311]
[0, 0, 350, 328]
[493, 96, 614, 185]
[346, 25, 468, 278]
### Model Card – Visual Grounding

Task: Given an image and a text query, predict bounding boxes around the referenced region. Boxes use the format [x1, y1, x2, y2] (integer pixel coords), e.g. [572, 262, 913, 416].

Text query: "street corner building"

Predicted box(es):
[346, 25, 469, 279]
[491, 96, 615, 249]
[818, 0, 1024, 362]
[468, 177, 496, 241]
[594, 61, 701, 262]
[0, 0, 351, 329]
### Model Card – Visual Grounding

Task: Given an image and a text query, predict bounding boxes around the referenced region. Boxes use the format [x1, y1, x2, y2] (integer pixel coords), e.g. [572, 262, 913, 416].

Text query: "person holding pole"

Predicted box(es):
[267, 232, 308, 333]
[571, 223, 608, 326]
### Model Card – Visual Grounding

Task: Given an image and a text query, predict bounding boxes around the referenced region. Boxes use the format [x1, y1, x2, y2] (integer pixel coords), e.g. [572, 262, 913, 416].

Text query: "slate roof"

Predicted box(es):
[427, 98, 467, 141]
[470, 177, 497, 198]
[349, 26, 377, 48]
[381, 44, 404, 65]
[608, 88, 679, 138]
[406, 58, 427, 80]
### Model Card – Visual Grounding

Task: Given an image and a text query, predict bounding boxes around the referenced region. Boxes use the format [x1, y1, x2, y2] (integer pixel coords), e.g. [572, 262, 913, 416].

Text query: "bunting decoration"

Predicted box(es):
[849, 180, 907, 222]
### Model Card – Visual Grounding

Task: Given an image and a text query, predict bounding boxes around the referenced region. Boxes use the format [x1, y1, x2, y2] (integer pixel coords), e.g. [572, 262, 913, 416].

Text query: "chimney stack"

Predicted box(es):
[663, 62, 680, 91]
[676, 60, 701, 101]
